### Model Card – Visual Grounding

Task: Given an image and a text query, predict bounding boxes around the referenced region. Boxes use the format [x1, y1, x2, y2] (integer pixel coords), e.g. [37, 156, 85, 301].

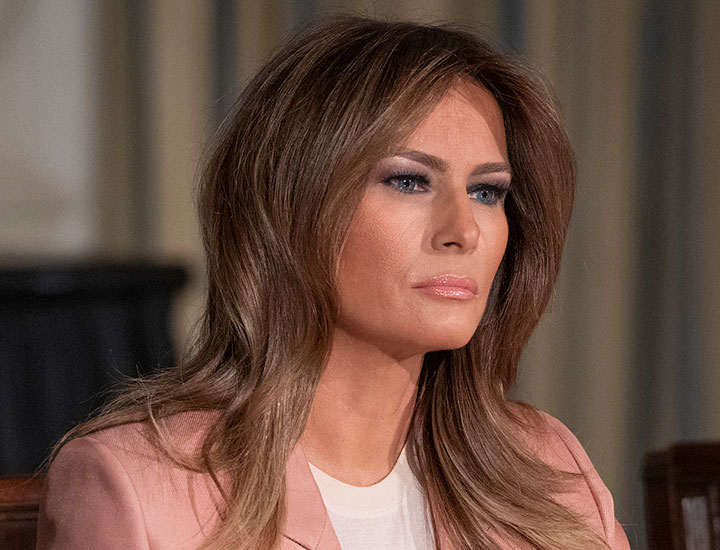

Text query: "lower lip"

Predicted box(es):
[414, 286, 477, 301]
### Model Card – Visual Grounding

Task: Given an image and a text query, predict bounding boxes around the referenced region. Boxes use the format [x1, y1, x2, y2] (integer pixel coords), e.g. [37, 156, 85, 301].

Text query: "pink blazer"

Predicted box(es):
[37, 410, 630, 549]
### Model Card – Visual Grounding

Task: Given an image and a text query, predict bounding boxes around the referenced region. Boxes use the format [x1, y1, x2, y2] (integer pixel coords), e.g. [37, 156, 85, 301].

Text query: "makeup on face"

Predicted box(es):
[374, 152, 511, 208]
[334, 81, 510, 358]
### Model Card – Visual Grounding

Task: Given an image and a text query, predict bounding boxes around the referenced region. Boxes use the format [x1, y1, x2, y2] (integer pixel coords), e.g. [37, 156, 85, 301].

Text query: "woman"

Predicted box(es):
[38, 16, 630, 550]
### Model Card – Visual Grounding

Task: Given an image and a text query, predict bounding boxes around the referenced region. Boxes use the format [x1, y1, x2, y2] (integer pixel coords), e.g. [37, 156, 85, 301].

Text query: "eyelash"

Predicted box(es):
[381, 172, 509, 206]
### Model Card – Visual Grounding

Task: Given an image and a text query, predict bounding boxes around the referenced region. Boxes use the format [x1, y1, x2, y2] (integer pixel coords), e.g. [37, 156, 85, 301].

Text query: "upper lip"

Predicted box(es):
[412, 275, 478, 295]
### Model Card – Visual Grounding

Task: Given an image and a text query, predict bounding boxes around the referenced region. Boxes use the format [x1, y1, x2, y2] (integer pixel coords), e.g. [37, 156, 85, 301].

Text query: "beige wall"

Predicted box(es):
[148, 1, 212, 346]
[0, 0, 99, 256]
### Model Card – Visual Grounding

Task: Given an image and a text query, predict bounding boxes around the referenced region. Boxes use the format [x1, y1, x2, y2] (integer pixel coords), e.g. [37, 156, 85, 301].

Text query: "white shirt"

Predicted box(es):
[308, 448, 435, 550]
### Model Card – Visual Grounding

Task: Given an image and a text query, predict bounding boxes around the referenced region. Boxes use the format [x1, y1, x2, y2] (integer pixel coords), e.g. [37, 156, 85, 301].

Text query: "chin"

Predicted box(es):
[376, 329, 473, 360]
[411, 325, 477, 354]
[426, 335, 474, 352]
[431, 317, 480, 346]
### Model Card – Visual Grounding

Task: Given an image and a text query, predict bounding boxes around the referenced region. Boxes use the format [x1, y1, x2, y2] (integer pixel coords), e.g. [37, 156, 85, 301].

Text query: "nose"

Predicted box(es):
[430, 190, 480, 252]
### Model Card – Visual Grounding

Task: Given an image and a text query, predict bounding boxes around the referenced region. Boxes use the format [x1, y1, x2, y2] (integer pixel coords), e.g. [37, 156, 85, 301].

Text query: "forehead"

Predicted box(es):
[403, 80, 507, 157]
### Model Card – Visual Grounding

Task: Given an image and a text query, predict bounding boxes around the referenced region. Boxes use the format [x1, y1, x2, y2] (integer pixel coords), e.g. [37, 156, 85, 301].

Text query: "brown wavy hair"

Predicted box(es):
[59, 15, 609, 550]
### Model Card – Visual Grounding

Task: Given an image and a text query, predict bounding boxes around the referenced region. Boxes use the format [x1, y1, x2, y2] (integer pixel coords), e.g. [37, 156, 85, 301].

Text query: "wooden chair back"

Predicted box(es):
[0, 476, 43, 550]
[644, 442, 720, 550]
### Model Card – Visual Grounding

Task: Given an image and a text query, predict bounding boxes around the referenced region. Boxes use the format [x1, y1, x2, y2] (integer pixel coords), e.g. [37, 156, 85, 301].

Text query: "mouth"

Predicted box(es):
[412, 275, 478, 300]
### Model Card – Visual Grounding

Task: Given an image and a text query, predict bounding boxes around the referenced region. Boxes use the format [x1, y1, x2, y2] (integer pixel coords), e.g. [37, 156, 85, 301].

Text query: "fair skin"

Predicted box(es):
[301, 81, 511, 486]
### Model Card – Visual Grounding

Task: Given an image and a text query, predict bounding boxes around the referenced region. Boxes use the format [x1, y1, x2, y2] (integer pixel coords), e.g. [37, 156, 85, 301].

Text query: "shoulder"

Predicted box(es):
[516, 407, 598, 475]
[50, 410, 218, 487]
[38, 411, 223, 550]
[78, 409, 217, 453]
[510, 405, 631, 549]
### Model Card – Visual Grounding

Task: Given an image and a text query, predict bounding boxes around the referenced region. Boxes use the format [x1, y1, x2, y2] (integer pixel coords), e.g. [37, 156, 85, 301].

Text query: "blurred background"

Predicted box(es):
[1, 1, 718, 549]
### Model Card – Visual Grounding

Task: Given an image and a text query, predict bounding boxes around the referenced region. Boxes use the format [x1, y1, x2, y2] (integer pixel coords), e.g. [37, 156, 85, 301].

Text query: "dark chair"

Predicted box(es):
[643, 442, 720, 550]
[0, 476, 43, 550]
[0, 261, 187, 476]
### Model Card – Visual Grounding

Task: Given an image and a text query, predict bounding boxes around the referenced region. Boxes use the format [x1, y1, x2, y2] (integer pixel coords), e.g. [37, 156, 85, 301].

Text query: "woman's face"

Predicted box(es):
[335, 81, 510, 360]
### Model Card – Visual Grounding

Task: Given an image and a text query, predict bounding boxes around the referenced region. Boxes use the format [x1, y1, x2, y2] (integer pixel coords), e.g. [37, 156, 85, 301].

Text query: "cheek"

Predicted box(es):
[340, 199, 417, 279]
[479, 212, 509, 275]
[494, 217, 509, 264]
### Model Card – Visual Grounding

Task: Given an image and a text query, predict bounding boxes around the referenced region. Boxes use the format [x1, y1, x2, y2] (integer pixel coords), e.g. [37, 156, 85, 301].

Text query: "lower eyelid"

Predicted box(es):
[383, 174, 431, 191]
[469, 188, 507, 204]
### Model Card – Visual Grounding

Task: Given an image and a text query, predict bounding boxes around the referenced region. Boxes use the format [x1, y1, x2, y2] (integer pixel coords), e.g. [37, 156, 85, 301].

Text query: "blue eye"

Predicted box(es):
[383, 173, 430, 194]
[468, 184, 509, 206]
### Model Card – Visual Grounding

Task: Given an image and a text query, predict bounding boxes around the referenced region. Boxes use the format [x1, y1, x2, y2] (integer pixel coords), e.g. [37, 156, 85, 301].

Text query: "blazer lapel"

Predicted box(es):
[283, 443, 341, 550]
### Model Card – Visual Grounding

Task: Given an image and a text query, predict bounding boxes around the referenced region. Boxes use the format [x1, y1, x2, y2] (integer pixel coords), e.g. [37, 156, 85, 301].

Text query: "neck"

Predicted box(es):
[300, 328, 424, 486]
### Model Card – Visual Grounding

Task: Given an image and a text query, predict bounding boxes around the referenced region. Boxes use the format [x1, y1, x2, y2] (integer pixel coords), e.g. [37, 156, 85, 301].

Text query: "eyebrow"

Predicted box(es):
[396, 149, 512, 178]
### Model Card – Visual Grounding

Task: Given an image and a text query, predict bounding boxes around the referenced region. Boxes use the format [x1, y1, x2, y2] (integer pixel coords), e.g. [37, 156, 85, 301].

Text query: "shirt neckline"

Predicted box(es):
[308, 448, 420, 518]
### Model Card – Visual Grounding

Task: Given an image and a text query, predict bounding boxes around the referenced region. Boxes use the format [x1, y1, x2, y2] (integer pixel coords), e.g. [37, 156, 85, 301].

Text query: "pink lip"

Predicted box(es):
[412, 275, 478, 300]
